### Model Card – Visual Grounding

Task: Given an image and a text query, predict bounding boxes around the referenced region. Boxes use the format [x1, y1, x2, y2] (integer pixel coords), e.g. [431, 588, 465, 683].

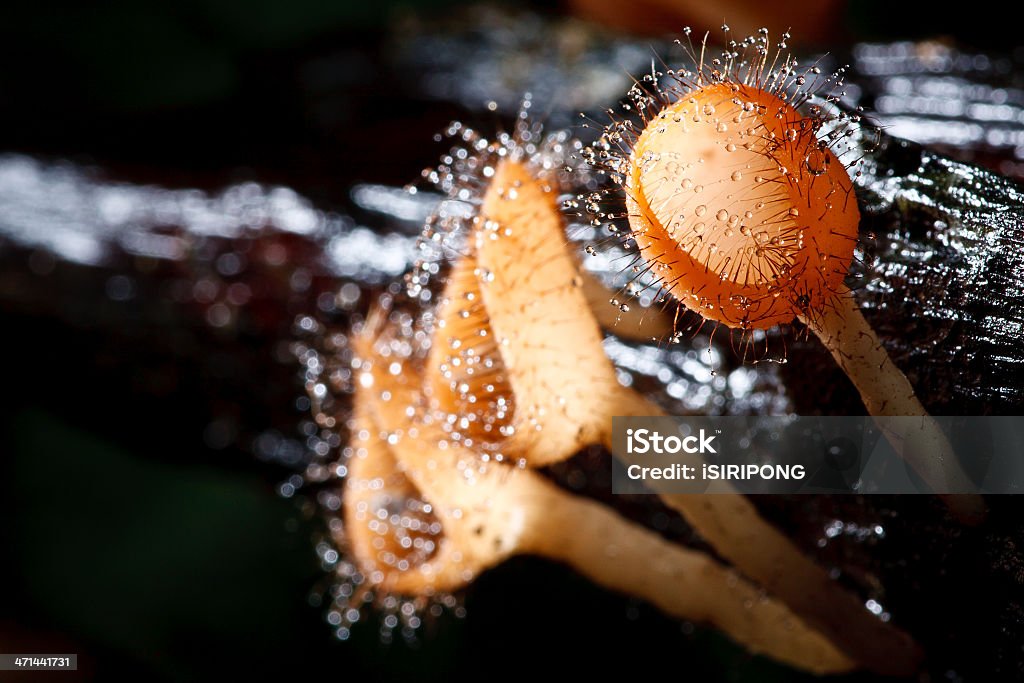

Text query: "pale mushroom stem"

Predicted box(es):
[523, 482, 854, 675]
[660, 491, 922, 674]
[605, 388, 923, 676]
[799, 290, 986, 522]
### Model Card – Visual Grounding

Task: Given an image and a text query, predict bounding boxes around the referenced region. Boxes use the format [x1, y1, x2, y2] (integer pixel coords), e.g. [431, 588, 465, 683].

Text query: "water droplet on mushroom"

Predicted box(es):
[805, 148, 829, 176]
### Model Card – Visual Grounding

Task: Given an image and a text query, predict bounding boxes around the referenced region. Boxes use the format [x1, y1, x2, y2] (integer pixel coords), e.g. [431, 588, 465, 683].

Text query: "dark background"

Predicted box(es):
[0, 2, 1019, 681]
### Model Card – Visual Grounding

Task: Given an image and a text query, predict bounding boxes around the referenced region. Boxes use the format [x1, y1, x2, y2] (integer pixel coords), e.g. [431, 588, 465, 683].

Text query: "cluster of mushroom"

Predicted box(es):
[328, 28, 985, 676]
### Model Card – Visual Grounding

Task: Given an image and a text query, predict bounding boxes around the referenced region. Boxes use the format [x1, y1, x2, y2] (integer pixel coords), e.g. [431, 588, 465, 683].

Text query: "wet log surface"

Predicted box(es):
[2, 8, 1024, 681]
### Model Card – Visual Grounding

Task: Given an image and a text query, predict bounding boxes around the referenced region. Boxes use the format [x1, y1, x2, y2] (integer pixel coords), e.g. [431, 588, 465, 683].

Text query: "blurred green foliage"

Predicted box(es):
[5, 410, 323, 678]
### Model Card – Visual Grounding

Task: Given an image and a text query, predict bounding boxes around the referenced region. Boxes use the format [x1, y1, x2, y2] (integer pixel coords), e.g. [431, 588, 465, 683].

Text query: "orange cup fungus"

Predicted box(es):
[627, 81, 858, 330]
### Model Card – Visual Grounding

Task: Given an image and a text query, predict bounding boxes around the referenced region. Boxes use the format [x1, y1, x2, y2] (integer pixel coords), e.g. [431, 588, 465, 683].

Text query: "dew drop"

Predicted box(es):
[731, 171, 743, 181]
[716, 209, 729, 221]
[695, 205, 707, 217]
[805, 148, 829, 176]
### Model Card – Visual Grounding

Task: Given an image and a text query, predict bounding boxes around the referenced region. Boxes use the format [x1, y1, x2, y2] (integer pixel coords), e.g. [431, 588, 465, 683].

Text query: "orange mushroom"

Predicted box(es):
[592, 28, 983, 521]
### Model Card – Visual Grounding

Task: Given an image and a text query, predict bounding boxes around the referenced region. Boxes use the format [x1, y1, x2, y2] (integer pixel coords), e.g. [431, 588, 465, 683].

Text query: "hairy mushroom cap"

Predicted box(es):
[626, 82, 860, 330]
